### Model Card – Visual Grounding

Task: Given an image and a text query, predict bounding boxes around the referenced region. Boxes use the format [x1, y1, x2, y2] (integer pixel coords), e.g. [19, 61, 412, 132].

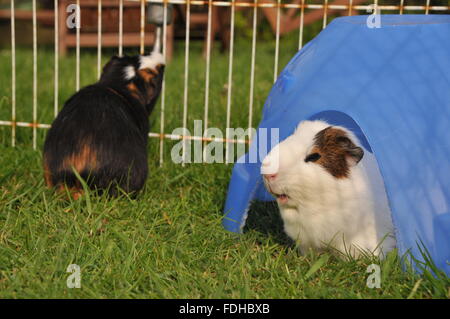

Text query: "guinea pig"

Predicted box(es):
[261, 120, 396, 258]
[43, 52, 165, 198]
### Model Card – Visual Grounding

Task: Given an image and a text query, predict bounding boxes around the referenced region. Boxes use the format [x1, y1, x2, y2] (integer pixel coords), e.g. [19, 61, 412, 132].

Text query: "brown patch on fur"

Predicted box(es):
[138, 66, 162, 82]
[58, 185, 83, 201]
[137, 67, 163, 105]
[127, 82, 145, 104]
[310, 127, 363, 178]
[71, 190, 83, 201]
[61, 139, 97, 173]
[43, 158, 53, 187]
[127, 82, 138, 93]
[138, 68, 155, 82]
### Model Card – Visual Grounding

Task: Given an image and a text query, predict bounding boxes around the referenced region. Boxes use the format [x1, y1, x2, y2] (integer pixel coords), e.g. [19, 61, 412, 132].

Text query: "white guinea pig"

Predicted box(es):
[261, 120, 396, 258]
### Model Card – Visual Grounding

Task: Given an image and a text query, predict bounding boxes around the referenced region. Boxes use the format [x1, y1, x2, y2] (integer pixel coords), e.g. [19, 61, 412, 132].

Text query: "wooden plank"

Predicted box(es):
[0, 9, 54, 23]
[65, 32, 156, 47]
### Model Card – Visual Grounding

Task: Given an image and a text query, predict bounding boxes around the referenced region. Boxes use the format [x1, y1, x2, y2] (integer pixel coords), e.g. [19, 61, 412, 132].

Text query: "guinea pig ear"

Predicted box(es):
[101, 56, 120, 75]
[336, 136, 364, 166]
[106, 55, 121, 65]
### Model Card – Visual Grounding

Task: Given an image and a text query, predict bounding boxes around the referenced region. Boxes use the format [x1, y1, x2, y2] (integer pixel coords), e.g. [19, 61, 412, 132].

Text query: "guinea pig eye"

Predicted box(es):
[304, 153, 321, 163]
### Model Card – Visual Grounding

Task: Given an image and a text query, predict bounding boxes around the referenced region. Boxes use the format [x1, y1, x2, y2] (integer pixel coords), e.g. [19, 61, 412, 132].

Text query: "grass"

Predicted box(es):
[0, 28, 449, 298]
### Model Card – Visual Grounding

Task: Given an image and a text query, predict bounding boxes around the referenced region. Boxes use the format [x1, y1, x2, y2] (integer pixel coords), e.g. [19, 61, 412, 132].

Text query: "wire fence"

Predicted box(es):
[2, 0, 449, 164]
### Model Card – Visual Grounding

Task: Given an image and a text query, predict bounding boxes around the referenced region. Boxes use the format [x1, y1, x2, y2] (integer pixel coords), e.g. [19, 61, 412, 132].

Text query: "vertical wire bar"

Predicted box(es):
[348, 0, 353, 15]
[54, 0, 59, 118]
[140, 0, 145, 54]
[298, 0, 305, 50]
[374, 0, 379, 21]
[159, 0, 168, 166]
[248, 0, 258, 139]
[119, 0, 123, 56]
[154, 27, 161, 52]
[203, 0, 212, 160]
[76, 0, 80, 91]
[399, 0, 404, 14]
[322, 0, 328, 29]
[97, 0, 102, 79]
[425, 0, 430, 14]
[10, 0, 16, 147]
[182, 0, 191, 166]
[273, 0, 281, 83]
[225, 0, 236, 163]
[32, 0, 37, 149]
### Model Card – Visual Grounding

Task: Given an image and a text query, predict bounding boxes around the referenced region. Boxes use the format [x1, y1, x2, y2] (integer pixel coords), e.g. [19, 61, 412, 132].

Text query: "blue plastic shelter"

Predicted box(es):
[223, 15, 450, 275]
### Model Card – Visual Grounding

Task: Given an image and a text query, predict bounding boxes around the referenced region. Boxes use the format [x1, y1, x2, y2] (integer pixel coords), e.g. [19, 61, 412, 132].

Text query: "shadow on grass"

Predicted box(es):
[244, 200, 294, 248]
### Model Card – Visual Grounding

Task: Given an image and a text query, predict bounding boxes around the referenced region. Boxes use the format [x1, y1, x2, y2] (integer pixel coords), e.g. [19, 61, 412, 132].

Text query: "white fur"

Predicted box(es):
[261, 120, 396, 258]
[123, 65, 136, 80]
[139, 52, 165, 70]
[123, 52, 165, 80]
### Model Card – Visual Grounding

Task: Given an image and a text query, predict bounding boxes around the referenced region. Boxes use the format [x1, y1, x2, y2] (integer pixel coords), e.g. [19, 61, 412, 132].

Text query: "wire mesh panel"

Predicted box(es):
[2, 0, 449, 161]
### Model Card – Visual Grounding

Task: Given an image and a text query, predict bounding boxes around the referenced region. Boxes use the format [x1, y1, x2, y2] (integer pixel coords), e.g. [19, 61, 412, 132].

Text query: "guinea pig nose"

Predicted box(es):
[261, 158, 279, 175]
[263, 173, 277, 181]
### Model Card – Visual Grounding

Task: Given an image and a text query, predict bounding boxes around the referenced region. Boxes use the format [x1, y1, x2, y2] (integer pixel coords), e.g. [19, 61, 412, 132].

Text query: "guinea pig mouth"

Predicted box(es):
[265, 184, 289, 203]
[274, 193, 289, 204]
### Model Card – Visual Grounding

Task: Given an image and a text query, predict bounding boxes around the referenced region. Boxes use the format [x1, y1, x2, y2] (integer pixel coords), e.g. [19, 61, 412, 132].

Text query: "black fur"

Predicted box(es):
[43, 54, 165, 196]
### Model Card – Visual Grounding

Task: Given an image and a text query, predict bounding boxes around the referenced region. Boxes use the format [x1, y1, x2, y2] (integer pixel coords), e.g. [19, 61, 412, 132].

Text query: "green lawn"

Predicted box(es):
[0, 32, 449, 298]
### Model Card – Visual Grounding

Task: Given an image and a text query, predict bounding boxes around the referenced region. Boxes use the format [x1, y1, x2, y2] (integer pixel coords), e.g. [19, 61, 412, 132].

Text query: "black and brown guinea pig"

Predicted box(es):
[43, 52, 165, 198]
